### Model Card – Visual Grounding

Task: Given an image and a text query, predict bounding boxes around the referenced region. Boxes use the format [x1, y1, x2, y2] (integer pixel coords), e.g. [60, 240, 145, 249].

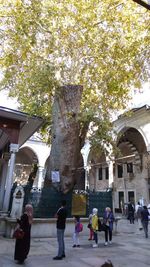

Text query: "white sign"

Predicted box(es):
[51, 171, 60, 183]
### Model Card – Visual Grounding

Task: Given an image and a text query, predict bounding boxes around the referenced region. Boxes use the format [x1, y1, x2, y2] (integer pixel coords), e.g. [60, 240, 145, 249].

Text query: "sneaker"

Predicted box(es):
[92, 244, 98, 248]
[109, 241, 112, 244]
[72, 244, 76, 248]
[104, 242, 108, 246]
[77, 245, 80, 247]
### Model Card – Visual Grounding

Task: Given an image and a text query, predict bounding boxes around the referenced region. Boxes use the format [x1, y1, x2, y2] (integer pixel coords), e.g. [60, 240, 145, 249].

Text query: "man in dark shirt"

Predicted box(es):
[53, 200, 67, 260]
[141, 205, 149, 238]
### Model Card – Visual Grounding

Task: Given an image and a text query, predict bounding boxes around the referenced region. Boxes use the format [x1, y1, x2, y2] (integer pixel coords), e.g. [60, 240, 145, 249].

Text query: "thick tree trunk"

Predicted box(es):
[45, 85, 83, 193]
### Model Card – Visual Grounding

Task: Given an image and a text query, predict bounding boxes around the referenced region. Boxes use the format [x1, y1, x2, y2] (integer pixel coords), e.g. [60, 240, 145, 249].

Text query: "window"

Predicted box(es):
[127, 162, 133, 173]
[118, 191, 124, 210]
[105, 167, 109, 180]
[117, 164, 123, 178]
[128, 191, 135, 203]
[98, 167, 103, 180]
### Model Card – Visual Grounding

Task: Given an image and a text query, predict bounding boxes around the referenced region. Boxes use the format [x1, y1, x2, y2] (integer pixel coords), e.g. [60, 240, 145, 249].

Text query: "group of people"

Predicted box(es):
[88, 207, 115, 248]
[127, 201, 150, 238]
[13, 201, 114, 265]
[135, 202, 149, 238]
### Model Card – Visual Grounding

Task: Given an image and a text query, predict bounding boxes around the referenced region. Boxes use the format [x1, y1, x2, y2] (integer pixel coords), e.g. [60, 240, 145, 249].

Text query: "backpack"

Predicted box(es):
[78, 223, 83, 232]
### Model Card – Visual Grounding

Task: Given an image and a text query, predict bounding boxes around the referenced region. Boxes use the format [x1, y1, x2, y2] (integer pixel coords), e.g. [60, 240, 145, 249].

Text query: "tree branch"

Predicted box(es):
[133, 0, 150, 10]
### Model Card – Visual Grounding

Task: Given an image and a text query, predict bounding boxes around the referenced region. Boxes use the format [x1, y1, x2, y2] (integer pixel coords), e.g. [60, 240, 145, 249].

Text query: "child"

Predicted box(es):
[72, 216, 81, 247]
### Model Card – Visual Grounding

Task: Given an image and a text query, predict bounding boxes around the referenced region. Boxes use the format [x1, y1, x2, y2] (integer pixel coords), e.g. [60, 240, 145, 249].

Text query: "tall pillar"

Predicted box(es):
[108, 160, 114, 188]
[37, 166, 44, 188]
[0, 159, 9, 210]
[2, 144, 19, 212]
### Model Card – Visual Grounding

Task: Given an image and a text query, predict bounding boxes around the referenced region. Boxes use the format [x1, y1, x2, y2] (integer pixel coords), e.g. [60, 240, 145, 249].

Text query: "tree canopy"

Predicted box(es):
[0, 0, 150, 147]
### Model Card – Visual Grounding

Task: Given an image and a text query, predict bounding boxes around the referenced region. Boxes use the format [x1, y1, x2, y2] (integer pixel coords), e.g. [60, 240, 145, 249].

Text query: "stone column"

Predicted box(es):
[37, 166, 44, 188]
[0, 159, 10, 210]
[108, 160, 114, 188]
[2, 144, 19, 212]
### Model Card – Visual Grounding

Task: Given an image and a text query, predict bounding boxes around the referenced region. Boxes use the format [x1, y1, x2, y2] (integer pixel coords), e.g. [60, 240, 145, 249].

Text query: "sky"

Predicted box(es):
[0, 90, 19, 109]
[0, 82, 150, 111]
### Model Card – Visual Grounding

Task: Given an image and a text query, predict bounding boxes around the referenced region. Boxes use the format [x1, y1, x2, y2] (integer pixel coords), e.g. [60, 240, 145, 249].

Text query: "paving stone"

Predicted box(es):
[0, 219, 149, 267]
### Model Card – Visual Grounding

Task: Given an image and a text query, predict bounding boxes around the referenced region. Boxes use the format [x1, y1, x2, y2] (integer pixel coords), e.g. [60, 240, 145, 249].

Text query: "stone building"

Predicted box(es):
[2, 105, 150, 213]
[0, 106, 44, 212]
[87, 105, 150, 211]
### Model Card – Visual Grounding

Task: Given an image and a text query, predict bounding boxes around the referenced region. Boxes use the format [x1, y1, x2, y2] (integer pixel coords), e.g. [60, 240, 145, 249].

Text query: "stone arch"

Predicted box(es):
[117, 127, 147, 165]
[115, 124, 149, 152]
[14, 146, 39, 186]
[115, 127, 147, 177]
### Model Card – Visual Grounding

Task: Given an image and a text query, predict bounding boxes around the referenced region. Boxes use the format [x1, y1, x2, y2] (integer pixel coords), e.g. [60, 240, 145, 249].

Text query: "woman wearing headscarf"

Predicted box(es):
[14, 204, 33, 264]
[103, 207, 114, 245]
[91, 208, 98, 248]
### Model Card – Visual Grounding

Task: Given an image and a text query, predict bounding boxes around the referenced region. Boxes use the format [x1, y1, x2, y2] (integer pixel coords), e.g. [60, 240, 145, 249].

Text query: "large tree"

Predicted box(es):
[0, 0, 149, 193]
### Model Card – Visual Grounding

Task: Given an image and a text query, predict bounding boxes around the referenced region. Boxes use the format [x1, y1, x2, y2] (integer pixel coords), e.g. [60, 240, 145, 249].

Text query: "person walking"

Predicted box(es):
[127, 202, 135, 224]
[135, 201, 143, 230]
[14, 204, 33, 264]
[88, 213, 94, 240]
[53, 200, 67, 260]
[72, 216, 82, 247]
[141, 205, 149, 238]
[91, 208, 99, 248]
[103, 207, 115, 246]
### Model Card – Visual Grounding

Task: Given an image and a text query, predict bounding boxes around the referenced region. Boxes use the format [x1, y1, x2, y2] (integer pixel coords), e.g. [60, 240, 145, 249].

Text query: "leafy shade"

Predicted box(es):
[0, 0, 150, 143]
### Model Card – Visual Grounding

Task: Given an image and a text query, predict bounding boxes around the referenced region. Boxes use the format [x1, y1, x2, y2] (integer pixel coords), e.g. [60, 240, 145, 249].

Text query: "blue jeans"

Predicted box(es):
[142, 221, 148, 238]
[93, 231, 98, 244]
[57, 228, 65, 257]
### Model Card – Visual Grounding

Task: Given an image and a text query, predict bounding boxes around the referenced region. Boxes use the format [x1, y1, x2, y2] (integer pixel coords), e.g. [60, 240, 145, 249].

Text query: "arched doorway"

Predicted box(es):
[14, 147, 38, 186]
[114, 127, 148, 211]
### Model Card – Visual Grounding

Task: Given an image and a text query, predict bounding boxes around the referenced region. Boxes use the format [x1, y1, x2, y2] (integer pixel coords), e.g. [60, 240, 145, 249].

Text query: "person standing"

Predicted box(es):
[135, 201, 143, 230]
[92, 208, 98, 248]
[141, 205, 149, 238]
[14, 204, 33, 264]
[103, 207, 114, 245]
[53, 200, 67, 260]
[88, 213, 94, 240]
[72, 216, 81, 247]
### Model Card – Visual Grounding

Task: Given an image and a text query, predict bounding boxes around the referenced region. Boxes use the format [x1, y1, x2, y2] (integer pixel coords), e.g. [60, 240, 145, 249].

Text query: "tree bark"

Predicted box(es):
[45, 85, 83, 193]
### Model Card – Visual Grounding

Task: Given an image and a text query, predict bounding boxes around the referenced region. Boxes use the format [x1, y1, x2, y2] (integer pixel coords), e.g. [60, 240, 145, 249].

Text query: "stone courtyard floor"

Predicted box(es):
[0, 218, 149, 267]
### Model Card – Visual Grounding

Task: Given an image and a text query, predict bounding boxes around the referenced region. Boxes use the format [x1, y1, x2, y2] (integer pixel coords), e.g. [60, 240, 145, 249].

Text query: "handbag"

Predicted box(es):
[13, 227, 25, 239]
[98, 218, 109, 232]
[87, 223, 91, 229]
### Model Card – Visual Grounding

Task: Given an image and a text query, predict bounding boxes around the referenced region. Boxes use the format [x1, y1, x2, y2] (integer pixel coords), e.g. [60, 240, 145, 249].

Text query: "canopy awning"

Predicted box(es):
[0, 106, 44, 150]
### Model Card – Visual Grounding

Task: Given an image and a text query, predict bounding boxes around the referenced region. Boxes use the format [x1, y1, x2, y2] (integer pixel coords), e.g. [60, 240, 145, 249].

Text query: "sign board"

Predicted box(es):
[72, 193, 87, 216]
[51, 171, 60, 183]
